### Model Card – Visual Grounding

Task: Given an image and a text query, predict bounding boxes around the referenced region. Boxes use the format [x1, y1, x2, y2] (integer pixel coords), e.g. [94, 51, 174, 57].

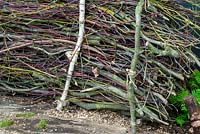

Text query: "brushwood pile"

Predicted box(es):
[0, 0, 199, 125]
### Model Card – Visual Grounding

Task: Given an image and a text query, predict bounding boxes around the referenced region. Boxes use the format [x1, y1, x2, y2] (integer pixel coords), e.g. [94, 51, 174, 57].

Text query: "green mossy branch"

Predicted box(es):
[127, 0, 144, 134]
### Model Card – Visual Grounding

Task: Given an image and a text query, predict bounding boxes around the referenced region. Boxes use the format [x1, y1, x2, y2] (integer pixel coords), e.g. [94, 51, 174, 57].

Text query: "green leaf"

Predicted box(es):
[189, 71, 200, 89]
[180, 104, 188, 113]
[192, 89, 200, 106]
[176, 114, 188, 126]
[169, 90, 189, 106]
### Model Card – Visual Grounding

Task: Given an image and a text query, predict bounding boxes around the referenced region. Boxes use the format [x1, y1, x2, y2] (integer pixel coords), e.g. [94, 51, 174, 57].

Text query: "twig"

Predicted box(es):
[0, 39, 76, 54]
[187, 50, 200, 67]
[149, 60, 184, 81]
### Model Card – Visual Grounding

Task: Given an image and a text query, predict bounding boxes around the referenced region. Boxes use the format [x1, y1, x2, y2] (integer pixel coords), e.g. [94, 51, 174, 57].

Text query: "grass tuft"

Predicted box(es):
[38, 119, 47, 129]
[16, 112, 36, 118]
[0, 120, 14, 128]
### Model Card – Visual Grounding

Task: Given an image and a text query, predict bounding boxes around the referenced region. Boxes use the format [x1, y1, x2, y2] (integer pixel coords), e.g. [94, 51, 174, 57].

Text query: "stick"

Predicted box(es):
[56, 0, 85, 110]
[127, 0, 144, 134]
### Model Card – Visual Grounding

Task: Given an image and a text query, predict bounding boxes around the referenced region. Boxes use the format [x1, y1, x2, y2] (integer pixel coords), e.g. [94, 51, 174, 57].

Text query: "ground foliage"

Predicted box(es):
[0, 0, 200, 125]
[169, 71, 200, 126]
[0, 120, 14, 128]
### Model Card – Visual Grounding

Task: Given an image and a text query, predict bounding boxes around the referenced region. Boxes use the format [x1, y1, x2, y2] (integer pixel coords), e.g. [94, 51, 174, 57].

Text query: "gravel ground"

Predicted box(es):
[45, 107, 130, 128]
[0, 96, 189, 134]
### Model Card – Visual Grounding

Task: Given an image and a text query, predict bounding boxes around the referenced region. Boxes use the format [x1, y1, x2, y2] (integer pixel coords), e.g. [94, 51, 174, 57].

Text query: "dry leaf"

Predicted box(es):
[65, 50, 74, 60]
[92, 67, 99, 77]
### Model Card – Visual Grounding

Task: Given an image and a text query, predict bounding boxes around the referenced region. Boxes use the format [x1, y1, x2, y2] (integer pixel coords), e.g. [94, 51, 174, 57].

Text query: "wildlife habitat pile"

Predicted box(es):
[0, 0, 200, 125]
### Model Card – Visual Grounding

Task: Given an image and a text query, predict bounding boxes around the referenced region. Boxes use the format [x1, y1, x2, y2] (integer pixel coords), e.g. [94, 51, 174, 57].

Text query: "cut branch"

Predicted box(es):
[127, 0, 144, 134]
[56, 0, 85, 111]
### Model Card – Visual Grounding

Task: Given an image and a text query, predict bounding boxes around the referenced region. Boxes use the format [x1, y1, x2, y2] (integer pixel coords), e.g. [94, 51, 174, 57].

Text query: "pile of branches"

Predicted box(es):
[0, 0, 200, 124]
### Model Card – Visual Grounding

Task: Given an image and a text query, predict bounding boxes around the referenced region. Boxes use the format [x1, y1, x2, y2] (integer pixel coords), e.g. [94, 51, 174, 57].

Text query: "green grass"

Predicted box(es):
[16, 112, 36, 118]
[38, 119, 47, 129]
[0, 120, 14, 128]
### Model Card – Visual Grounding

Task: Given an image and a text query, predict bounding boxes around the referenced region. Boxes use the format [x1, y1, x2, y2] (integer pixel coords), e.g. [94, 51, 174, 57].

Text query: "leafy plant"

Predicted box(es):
[169, 90, 189, 106]
[192, 89, 200, 104]
[0, 120, 14, 128]
[169, 90, 189, 126]
[38, 119, 47, 129]
[188, 71, 200, 89]
[175, 114, 188, 127]
[169, 71, 200, 126]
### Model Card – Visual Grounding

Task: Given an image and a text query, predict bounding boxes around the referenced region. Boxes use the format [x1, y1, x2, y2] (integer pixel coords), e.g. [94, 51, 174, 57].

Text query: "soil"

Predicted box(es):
[0, 95, 190, 134]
